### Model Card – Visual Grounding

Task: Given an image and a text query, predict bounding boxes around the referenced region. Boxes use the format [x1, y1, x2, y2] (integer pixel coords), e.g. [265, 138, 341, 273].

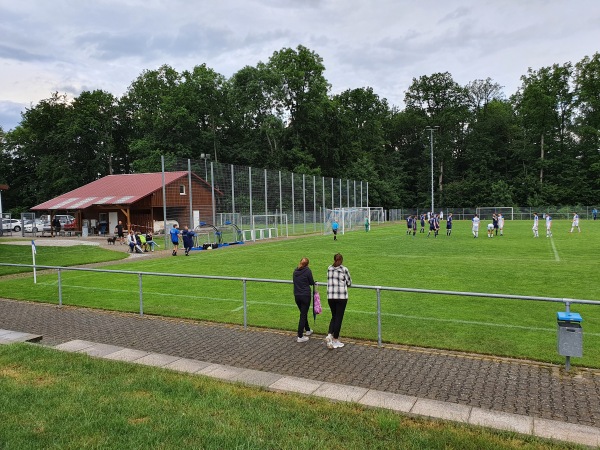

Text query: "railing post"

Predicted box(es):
[138, 273, 143, 316]
[243, 279, 247, 329]
[377, 287, 382, 348]
[58, 268, 62, 307]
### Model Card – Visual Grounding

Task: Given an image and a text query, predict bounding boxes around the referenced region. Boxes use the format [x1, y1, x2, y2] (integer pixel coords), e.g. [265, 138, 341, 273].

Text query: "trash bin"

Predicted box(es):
[82, 226, 88, 238]
[557, 312, 582, 358]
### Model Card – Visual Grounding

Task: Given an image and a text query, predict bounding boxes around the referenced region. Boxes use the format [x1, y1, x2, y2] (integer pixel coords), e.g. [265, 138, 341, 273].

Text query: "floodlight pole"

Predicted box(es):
[425, 127, 439, 214]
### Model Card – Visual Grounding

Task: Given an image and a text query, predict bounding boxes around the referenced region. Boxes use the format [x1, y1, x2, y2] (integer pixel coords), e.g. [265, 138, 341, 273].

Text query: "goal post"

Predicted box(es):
[323, 207, 384, 235]
[475, 207, 514, 221]
[243, 213, 288, 242]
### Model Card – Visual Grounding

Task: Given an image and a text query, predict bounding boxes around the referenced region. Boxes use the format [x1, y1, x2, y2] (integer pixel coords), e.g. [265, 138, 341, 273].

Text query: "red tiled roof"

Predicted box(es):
[32, 172, 191, 211]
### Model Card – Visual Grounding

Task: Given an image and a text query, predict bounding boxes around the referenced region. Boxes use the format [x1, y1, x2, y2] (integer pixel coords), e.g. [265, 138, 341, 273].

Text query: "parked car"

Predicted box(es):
[56, 215, 76, 229]
[24, 219, 52, 233]
[1, 218, 22, 232]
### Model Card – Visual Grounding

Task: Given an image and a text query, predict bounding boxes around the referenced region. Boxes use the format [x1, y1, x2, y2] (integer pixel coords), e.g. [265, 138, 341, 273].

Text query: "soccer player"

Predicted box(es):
[472, 214, 480, 238]
[332, 219, 339, 241]
[497, 213, 504, 236]
[446, 212, 453, 236]
[492, 213, 499, 236]
[420, 214, 425, 233]
[532, 212, 539, 238]
[487, 222, 494, 238]
[406, 216, 413, 235]
[570, 213, 581, 233]
[545, 213, 553, 238]
[434, 214, 440, 237]
[412, 214, 417, 236]
[427, 214, 435, 237]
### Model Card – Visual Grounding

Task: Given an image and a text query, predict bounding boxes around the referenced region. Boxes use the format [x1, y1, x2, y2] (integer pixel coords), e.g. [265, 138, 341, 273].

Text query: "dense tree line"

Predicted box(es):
[1, 45, 599, 213]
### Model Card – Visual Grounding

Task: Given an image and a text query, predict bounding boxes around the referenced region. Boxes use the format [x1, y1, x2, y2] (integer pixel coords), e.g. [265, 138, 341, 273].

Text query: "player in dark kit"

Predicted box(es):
[446, 213, 453, 236]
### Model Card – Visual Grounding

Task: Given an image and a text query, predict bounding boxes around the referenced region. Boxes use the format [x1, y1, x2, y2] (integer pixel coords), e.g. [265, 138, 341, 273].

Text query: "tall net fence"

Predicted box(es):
[167, 157, 371, 239]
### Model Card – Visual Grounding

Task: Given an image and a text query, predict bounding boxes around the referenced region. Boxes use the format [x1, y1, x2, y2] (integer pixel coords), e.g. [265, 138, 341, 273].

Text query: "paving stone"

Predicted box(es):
[313, 382, 368, 403]
[133, 353, 181, 367]
[469, 408, 533, 435]
[359, 389, 417, 413]
[198, 364, 246, 380]
[103, 348, 150, 362]
[269, 376, 323, 395]
[411, 398, 471, 423]
[0, 330, 42, 342]
[77, 343, 124, 357]
[533, 418, 600, 447]
[164, 358, 212, 374]
[230, 369, 283, 387]
[54, 340, 96, 352]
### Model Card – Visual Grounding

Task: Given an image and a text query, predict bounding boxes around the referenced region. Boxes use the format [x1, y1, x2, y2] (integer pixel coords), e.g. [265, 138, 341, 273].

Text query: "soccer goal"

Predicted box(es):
[323, 207, 384, 235]
[241, 213, 289, 242]
[475, 207, 513, 221]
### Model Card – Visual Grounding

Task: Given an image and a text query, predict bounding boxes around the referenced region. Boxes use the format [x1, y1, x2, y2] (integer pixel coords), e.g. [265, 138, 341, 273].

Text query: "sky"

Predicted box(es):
[1, 0, 599, 131]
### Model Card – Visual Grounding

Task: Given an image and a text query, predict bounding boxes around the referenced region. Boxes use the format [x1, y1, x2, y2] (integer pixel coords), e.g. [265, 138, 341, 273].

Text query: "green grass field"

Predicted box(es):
[1, 219, 599, 367]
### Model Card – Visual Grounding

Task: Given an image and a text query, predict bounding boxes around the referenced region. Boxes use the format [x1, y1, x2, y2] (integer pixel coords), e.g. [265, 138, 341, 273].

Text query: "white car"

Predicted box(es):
[1, 218, 22, 232]
[24, 219, 51, 233]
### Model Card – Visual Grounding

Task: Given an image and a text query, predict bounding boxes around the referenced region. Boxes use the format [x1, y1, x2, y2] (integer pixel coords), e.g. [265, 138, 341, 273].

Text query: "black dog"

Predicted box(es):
[107, 236, 117, 245]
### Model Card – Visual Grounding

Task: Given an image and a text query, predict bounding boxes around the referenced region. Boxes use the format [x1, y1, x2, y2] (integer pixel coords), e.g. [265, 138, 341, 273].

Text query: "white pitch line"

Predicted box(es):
[550, 237, 560, 262]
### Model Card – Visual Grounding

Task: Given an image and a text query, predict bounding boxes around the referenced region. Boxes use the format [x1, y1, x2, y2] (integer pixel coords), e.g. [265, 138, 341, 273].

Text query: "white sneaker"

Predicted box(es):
[325, 334, 334, 349]
[332, 340, 345, 349]
[305, 330, 313, 336]
[297, 336, 309, 343]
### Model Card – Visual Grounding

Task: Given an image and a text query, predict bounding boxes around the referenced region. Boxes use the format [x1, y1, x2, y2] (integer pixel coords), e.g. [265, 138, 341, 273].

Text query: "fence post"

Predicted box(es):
[58, 268, 62, 307]
[243, 279, 247, 329]
[377, 287, 382, 348]
[138, 273, 143, 316]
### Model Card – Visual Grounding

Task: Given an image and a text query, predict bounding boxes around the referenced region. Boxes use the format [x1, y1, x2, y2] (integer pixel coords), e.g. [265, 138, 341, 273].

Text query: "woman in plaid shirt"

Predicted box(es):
[325, 253, 352, 349]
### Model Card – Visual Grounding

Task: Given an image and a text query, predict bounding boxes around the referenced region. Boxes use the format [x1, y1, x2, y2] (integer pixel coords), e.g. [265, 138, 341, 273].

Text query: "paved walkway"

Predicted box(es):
[1, 298, 599, 447]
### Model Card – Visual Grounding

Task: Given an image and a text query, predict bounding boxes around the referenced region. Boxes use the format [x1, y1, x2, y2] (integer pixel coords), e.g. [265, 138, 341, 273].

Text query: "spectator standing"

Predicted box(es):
[293, 257, 315, 343]
[170, 224, 181, 256]
[593, 208, 598, 220]
[570, 213, 581, 233]
[52, 216, 61, 237]
[182, 226, 196, 256]
[115, 220, 124, 244]
[325, 253, 352, 350]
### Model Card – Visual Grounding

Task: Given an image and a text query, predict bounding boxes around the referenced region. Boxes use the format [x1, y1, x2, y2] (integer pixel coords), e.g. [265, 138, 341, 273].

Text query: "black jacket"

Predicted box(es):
[293, 266, 315, 297]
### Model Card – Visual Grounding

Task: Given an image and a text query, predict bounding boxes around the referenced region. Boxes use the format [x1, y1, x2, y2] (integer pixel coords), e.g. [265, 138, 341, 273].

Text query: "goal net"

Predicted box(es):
[475, 207, 513, 221]
[323, 207, 384, 235]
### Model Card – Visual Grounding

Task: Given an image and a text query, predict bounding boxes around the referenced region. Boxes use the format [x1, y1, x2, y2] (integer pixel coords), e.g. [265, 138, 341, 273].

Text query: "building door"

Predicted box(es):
[109, 212, 118, 236]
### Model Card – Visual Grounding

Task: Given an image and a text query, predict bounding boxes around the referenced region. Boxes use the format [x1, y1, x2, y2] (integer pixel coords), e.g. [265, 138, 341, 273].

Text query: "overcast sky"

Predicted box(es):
[1, 0, 599, 131]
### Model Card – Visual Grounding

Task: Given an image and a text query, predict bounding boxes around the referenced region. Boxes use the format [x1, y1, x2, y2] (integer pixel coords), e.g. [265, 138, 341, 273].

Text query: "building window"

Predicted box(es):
[180, 185, 186, 195]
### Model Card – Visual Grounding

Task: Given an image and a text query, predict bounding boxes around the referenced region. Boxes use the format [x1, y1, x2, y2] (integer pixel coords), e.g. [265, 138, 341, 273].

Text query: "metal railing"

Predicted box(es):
[2, 263, 600, 351]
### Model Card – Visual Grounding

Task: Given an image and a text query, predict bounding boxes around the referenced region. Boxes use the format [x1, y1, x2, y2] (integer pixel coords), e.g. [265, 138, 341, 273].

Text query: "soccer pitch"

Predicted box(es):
[1, 219, 599, 367]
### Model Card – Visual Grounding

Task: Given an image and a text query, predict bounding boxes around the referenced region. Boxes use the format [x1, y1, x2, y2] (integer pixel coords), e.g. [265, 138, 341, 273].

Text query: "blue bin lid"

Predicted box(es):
[557, 312, 582, 322]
